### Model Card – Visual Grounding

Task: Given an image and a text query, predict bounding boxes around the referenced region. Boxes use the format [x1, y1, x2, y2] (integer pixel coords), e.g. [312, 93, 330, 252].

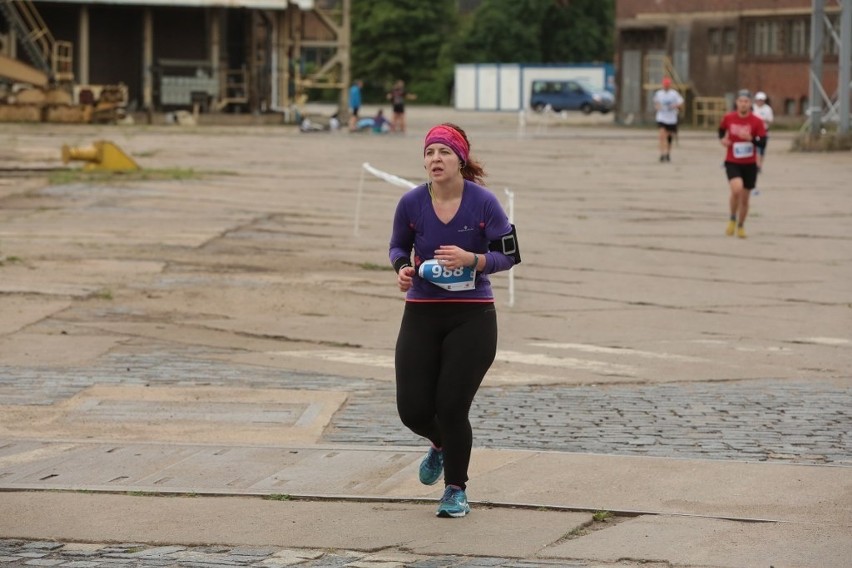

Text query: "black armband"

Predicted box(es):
[489, 224, 521, 265]
[392, 257, 411, 273]
[753, 136, 766, 149]
[718, 128, 726, 139]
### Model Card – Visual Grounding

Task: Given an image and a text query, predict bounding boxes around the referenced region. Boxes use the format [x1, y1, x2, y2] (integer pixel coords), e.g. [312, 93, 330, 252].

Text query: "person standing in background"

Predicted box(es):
[348, 79, 363, 132]
[752, 91, 774, 172]
[387, 80, 416, 133]
[653, 77, 684, 163]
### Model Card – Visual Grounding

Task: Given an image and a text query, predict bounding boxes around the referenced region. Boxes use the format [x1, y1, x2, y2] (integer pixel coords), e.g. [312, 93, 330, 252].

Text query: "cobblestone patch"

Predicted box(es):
[0, 541, 607, 568]
[0, 347, 849, 465]
[0, 539, 591, 568]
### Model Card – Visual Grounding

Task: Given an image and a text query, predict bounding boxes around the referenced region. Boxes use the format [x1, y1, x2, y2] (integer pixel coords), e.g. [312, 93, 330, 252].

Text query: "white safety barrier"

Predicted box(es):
[504, 187, 516, 307]
[356, 162, 517, 307]
[354, 162, 417, 237]
[362, 162, 418, 190]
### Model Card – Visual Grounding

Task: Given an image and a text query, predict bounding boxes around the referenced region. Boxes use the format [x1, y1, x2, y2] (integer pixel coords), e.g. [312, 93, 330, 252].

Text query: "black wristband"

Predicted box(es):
[393, 257, 411, 273]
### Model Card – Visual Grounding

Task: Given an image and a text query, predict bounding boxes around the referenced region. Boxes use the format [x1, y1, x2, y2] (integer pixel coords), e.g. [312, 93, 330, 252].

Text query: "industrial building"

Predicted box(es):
[615, 0, 848, 126]
[0, 0, 350, 119]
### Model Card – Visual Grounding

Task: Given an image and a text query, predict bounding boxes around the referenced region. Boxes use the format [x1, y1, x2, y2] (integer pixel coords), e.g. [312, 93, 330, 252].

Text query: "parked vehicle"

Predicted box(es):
[530, 79, 614, 114]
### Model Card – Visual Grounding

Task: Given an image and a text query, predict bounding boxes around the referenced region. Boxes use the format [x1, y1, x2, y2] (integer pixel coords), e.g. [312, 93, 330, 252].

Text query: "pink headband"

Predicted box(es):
[424, 125, 469, 164]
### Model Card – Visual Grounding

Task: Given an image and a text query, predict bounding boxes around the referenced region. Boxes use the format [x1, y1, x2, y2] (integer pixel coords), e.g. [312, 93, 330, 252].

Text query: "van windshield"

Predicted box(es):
[573, 79, 599, 92]
[532, 79, 600, 93]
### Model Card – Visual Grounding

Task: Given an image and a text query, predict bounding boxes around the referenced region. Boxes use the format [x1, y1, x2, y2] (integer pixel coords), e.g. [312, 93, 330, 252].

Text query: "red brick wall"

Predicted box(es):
[615, 0, 839, 119]
[617, 0, 813, 19]
[739, 61, 840, 115]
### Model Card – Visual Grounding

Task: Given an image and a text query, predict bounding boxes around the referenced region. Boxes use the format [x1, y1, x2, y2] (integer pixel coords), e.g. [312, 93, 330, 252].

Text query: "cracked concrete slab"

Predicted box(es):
[0, 297, 72, 335]
[542, 514, 852, 568]
[0, 492, 590, 559]
[0, 385, 347, 444]
[0, 332, 124, 367]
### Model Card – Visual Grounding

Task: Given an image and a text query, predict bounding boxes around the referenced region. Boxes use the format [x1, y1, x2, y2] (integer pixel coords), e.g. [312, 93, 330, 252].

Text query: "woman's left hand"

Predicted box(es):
[433, 245, 472, 269]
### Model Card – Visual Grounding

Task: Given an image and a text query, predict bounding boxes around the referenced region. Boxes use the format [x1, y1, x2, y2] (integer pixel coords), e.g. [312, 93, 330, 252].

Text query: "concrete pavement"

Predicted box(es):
[0, 108, 850, 567]
[0, 442, 850, 566]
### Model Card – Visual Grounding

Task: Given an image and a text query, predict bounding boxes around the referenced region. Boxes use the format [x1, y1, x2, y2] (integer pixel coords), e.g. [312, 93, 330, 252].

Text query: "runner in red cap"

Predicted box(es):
[653, 77, 684, 162]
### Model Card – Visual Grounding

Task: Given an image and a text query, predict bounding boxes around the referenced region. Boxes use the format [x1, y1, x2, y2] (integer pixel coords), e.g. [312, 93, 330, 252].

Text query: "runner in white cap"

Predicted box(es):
[752, 92, 774, 171]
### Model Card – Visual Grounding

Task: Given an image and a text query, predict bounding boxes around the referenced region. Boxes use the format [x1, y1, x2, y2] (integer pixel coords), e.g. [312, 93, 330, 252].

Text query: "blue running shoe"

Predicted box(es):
[436, 485, 470, 518]
[418, 446, 443, 485]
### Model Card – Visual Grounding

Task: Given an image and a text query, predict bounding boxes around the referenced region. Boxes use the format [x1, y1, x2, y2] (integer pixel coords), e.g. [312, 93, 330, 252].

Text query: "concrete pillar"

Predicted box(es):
[210, 8, 221, 106]
[809, 0, 825, 136]
[142, 8, 153, 110]
[339, 0, 351, 117]
[292, 5, 302, 100]
[77, 5, 89, 85]
[279, 9, 290, 109]
[839, 0, 851, 133]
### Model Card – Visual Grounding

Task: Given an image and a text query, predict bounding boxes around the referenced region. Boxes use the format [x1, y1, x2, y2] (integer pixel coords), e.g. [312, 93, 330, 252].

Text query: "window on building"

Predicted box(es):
[787, 19, 809, 57]
[746, 20, 782, 56]
[708, 28, 721, 56]
[785, 98, 797, 116]
[723, 28, 736, 55]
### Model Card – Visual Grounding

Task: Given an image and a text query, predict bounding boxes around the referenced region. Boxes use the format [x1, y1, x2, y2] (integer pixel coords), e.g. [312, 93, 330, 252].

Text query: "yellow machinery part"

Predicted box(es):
[0, 54, 49, 87]
[61, 140, 139, 172]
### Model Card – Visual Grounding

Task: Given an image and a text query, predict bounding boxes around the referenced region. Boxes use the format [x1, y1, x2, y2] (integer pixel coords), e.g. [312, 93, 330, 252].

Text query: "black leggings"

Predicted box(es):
[395, 302, 497, 489]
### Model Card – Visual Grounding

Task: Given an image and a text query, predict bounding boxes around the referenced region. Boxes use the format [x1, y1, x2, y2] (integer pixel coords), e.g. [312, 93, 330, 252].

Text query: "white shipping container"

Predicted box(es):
[455, 63, 612, 111]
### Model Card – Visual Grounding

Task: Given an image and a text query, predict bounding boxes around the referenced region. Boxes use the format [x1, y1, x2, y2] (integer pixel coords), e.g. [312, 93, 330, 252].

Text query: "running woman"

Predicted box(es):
[719, 90, 767, 239]
[388, 123, 521, 518]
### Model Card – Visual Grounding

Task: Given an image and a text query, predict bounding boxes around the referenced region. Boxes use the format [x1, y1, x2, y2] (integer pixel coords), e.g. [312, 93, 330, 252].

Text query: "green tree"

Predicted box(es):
[351, 0, 458, 104]
[349, 0, 615, 105]
[541, 0, 614, 62]
[452, 0, 614, 64]
[454, 0, 549, 63]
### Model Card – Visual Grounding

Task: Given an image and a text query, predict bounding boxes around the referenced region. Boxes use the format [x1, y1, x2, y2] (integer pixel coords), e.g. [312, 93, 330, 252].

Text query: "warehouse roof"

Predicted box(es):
[35, 0, 314, 10]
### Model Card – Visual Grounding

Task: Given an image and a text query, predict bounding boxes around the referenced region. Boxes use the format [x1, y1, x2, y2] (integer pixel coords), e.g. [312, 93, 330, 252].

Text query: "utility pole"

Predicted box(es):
[809, 0, 825, 137]
[808, 0, 851, 136]
[839, 0, 850, 133]
[340, 0, 351, 122]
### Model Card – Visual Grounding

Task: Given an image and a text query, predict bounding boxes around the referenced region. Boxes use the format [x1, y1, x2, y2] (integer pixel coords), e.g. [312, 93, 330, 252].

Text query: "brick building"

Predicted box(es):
[615, 0, 843, 125]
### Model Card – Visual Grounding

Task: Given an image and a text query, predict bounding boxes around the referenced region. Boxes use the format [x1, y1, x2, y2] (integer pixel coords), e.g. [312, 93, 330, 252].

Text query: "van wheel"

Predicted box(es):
[580, 103, 592, 115]
[532, 104, 545, 113]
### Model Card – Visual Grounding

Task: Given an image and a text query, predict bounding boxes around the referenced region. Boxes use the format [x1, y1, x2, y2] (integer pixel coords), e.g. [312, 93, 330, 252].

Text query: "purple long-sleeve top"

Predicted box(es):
[389, 180, 516, 302]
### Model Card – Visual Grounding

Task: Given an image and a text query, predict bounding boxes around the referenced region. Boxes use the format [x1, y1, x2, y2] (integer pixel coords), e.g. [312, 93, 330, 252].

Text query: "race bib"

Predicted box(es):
[733, 141, 754, 159]
[418, 259, 475, 292]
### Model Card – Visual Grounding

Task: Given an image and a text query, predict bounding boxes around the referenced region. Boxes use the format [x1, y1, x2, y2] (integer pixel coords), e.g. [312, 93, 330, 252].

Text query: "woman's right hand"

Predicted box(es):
[397, 266, 414, 292]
